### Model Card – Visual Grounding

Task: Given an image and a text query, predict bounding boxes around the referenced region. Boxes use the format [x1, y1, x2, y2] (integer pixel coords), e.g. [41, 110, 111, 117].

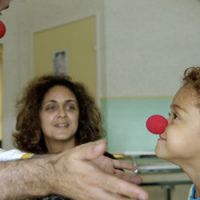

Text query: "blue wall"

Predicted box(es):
[101, 97, 172, 154]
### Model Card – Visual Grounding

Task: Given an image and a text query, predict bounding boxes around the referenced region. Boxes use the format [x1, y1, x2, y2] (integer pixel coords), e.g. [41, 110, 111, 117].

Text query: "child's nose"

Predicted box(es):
[146, 114, 168, 135]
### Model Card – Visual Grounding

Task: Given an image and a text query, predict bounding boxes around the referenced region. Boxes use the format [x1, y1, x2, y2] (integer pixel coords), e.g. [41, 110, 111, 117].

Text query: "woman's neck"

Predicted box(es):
[45, 137, 76, 154]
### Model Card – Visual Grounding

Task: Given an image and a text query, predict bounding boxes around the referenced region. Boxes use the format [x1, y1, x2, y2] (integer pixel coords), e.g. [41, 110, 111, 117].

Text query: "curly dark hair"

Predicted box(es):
[183, 67, 200, 94]
[13, 75, 104, 154]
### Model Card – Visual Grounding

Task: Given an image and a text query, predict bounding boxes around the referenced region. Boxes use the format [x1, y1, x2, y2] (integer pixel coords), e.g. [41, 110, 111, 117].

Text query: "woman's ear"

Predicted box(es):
[32, 130, 41, 144]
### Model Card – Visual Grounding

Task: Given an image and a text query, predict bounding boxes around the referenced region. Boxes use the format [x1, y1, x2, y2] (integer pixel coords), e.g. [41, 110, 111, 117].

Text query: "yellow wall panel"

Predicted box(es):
[33, 16, 96, 97]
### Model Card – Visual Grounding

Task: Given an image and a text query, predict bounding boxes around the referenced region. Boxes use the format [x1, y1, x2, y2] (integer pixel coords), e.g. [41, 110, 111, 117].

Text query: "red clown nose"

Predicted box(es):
[0, 20, 6, 39]
[146, 114, 168, 135]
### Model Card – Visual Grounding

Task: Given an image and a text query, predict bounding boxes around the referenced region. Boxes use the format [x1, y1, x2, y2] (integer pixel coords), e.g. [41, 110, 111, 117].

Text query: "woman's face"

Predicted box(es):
[40, 85, 79, 151]
[156, 84, 200, 165]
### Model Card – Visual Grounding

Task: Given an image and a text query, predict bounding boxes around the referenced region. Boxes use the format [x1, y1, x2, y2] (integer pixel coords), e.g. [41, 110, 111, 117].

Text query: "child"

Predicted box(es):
[155, 66, 200, 200]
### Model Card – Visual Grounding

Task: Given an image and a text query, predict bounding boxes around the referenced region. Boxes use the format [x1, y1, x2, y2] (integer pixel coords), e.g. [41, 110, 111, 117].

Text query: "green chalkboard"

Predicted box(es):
[101, 97, 172, 154]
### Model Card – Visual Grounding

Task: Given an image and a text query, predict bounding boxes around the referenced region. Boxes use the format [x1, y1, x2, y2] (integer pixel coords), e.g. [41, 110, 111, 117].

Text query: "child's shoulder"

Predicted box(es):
[188, 184, 200, 200]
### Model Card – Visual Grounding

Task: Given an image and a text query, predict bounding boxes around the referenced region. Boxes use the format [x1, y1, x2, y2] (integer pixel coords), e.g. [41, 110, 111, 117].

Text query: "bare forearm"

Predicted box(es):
[0, 141, 149, 200]
[0, 156, 53, 200]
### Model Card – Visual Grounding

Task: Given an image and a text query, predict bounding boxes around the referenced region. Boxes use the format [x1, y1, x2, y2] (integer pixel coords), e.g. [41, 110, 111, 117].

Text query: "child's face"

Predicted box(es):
[156, 84, 200, 165]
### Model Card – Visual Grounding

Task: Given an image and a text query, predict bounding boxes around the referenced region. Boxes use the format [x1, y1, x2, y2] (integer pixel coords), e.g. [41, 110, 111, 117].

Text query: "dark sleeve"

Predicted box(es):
[104, 151, 115, 159]
[33, 195, 71, 200]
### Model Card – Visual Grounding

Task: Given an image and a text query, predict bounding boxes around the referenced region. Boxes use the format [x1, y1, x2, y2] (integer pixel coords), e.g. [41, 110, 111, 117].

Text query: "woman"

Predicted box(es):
[13, 75, 104, 199]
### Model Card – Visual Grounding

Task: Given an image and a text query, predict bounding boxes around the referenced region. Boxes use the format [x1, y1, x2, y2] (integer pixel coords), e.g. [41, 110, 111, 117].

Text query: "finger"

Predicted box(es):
[73, 140, 107, 160]
[94, 171, 148, 200]
[114, 169, 143, 184]
[112, 159, 136, 170]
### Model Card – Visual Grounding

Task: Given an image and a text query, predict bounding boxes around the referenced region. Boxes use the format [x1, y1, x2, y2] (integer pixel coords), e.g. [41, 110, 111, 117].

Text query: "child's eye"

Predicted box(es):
[172, 113, 178, 119]
[168, 112, 178, 120]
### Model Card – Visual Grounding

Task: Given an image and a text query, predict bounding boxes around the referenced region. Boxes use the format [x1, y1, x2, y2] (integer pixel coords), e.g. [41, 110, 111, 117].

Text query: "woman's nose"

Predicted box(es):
[58, 107, 67, 117]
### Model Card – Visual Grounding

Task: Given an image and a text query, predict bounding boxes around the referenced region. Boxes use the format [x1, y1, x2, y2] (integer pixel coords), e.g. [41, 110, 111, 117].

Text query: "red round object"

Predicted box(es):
[0, 20, 6, 39]
[146, 114, 168, 135]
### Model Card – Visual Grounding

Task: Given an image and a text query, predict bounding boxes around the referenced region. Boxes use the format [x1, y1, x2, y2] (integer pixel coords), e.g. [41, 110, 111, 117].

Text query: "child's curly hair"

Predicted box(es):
[183, 67, 200, 94]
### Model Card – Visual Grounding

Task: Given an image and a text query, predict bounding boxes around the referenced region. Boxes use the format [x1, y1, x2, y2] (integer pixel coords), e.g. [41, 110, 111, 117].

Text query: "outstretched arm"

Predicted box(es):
[0, 155, 52, 199]
[0, 140, 148, 200]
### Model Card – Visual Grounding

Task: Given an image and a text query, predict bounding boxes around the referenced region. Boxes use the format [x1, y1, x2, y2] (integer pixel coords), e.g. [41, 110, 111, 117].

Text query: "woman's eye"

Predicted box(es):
[66, 104, 76, 111]
[45, 104, 57, 111]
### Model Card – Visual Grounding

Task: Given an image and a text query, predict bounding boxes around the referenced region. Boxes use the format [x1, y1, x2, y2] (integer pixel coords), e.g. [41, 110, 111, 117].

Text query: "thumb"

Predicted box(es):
[73, 139, 107, 161]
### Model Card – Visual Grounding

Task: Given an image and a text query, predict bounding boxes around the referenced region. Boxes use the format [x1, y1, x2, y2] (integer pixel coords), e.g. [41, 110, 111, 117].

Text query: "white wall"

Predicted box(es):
[104, 0, 200, 97]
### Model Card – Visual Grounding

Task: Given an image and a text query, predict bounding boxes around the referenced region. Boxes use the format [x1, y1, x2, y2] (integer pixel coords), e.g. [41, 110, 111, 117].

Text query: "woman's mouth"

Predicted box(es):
[54, 123, 69, 128]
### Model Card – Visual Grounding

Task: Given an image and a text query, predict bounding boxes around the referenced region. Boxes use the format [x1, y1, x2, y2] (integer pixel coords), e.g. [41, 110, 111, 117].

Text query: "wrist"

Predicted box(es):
[32, 154, 57, 197]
